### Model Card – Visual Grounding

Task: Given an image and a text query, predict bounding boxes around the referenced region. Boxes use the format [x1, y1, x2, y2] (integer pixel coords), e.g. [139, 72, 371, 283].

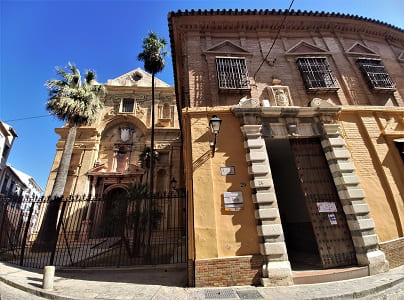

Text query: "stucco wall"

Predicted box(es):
[339, 108, 404, 242]
[184, 108, 259, 260]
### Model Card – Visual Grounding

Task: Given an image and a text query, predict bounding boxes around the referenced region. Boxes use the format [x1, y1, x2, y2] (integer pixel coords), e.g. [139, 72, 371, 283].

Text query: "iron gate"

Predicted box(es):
[0, 191, 186, 268]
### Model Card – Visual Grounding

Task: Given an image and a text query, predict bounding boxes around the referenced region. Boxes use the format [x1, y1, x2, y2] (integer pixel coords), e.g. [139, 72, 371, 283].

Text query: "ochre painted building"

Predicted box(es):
[44, 68, 182, 199]
[168, 10, 404, 286]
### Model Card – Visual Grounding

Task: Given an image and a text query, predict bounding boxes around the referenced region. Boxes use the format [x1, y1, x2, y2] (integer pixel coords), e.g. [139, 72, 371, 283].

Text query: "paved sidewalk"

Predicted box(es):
[0, 262, 403, 299]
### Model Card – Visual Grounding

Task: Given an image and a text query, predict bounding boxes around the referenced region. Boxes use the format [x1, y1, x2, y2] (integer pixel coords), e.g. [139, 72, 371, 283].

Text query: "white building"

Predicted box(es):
[0, 121, 18, 189]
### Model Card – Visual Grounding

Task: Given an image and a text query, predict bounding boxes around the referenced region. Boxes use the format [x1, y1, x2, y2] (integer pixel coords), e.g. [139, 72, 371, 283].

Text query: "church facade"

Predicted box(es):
[44, 68, 182, 199]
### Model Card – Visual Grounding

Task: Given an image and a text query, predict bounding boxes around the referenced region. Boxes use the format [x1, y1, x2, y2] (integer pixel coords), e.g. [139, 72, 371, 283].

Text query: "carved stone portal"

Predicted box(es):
[267, 80, 293, 107]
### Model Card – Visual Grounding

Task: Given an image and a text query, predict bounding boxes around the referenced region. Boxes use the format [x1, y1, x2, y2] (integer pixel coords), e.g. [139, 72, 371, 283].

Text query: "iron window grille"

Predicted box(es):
[357, 59, 395, 91]
[296, 57, 338, 92]
[121, 98, 135, 113]
[215, 57, 250, 90]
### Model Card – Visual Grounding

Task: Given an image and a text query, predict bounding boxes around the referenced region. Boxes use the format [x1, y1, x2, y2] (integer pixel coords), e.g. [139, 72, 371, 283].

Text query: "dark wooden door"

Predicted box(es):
[290, 138, 357, 268]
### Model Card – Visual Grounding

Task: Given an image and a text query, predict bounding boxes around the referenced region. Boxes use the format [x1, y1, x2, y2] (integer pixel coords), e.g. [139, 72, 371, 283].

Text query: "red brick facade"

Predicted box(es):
[380, 238, 404, 268]
[194, 255, 264, 287]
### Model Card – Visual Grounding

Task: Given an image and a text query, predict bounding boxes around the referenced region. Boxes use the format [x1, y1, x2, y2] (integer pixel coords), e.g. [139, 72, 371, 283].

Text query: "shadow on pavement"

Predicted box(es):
[55, 266, 188, 287]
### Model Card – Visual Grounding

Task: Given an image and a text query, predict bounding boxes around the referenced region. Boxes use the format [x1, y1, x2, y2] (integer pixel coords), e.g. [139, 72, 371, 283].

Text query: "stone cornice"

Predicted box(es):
[231, 106, 341, 118]
[169, 9, 403, 33]
[168, 10, 404, 44]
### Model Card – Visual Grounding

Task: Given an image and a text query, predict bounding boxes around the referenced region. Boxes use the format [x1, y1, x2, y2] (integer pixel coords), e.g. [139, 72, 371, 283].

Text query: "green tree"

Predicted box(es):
[34, 63, 104, 250]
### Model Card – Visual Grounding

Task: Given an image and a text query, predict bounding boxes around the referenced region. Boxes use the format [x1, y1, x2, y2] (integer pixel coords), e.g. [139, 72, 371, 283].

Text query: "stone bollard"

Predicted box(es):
[43, 266, 55, 290]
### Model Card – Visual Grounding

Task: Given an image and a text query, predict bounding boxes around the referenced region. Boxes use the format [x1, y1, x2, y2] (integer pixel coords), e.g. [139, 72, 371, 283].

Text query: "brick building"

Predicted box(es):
[168, 9, 404, 286]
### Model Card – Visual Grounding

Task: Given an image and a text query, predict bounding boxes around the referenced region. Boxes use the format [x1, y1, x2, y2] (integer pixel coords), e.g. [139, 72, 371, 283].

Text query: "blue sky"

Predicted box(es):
[1, 0, 403, 191]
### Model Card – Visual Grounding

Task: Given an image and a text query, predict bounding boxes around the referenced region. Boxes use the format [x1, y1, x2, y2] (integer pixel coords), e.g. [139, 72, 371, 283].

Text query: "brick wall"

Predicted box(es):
[379, 238, 404, 268]
[171, 14, 404, 109]
[194, 255, 264, 287]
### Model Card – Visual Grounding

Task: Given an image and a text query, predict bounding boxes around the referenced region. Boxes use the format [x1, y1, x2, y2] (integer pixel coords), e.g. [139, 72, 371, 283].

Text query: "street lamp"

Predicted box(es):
[209, 115, 222, 157]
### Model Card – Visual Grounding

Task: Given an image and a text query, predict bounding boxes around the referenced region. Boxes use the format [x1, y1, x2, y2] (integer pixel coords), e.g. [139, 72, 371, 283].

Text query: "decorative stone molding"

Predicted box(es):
[266, 84, 292, 107]
[236, 97, 260, 108]
[240, 123, 293, 286]
[321, 123, 389, 275]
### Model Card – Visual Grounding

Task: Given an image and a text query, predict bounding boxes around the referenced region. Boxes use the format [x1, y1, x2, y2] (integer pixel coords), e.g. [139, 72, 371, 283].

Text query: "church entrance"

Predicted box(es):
[98, 187, 128, 238]
[266, 137, 356, 269]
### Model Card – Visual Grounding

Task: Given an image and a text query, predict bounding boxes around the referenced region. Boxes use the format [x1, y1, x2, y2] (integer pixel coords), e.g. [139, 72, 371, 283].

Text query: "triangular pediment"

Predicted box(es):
[398, 51, 404, 61]
[204, 40, 251, 55]
[106, 68, 170, 88]
[346, 42, 378, 56]
[286, 41, 328, 55]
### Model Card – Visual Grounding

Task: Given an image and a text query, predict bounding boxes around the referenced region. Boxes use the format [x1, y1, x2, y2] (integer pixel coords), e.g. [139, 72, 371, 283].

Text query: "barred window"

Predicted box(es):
[121, 98, 134, 113]
[216, 57, 250, 90]
[357, 59, 395, 90]
[297, 58, 338, 91]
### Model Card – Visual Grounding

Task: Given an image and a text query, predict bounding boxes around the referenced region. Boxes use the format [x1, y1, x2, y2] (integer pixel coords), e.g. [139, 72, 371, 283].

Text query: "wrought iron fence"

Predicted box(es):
[0, 191, 186, 268]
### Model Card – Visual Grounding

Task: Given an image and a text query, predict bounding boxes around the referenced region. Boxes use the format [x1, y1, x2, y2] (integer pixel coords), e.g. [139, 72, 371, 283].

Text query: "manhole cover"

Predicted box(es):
[236, 290, 264, 299]
[204, 289, 237, 299]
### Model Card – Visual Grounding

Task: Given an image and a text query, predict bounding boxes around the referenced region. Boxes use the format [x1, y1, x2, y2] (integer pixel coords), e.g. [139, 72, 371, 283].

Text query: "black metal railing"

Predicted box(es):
[0, 191, 186, 268]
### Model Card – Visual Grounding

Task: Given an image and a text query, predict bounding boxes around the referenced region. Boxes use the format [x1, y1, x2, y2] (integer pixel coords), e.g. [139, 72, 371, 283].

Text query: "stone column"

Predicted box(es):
[321, 123, 389, 275]
[241, 124, 293, 286]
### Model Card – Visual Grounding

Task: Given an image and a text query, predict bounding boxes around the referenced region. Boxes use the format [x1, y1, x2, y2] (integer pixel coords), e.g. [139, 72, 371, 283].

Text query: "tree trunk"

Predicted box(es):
[145, 74, 156, 258]
[150, 73, 155, 196]
[32, 126, 77, 251]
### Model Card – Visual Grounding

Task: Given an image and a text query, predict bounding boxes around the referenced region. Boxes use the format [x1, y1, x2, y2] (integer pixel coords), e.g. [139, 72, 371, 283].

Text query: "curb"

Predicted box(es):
[1, 267, 403, 300]
[308, 276, 404, 300]
[0, 275, 78, 300]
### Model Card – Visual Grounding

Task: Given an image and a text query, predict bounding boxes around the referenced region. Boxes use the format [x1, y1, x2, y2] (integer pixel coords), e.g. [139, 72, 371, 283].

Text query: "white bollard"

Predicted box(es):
[43, 266, 55, 290]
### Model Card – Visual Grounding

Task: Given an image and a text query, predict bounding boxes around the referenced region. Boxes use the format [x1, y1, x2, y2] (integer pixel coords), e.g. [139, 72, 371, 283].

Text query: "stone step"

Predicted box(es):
[292, 266, 368, 284]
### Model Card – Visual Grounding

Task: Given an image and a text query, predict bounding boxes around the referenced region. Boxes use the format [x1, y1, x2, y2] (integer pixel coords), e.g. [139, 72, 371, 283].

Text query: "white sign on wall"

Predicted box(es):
[223, 192, 243, 212]
[317, 202, 337, 213]
[220, 166, 235, 176]
[328, 213, 338, 225]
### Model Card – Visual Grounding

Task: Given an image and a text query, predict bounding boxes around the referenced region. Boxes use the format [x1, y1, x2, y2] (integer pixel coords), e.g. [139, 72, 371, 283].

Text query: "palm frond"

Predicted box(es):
[138, 31, 167, 74]
[45, 63, 104, 126]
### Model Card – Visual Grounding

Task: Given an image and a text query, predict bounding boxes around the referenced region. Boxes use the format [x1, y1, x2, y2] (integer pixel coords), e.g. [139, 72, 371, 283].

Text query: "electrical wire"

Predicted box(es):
[253, 0, 295, 80]
[3, 115, 51, 122]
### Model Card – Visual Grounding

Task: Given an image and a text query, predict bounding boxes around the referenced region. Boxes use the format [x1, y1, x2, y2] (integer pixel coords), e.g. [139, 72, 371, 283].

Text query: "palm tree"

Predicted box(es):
[34, 63, 104, 250]
[139, 146, 159, 184]
[137, 31, 167, 195]
[138, 31, 167, 254]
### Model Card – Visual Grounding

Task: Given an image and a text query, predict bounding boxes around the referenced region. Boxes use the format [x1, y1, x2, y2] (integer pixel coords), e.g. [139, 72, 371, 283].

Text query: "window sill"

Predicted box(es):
[218, 87, 251, 93]
[371, 87, 396, 93]
[306, 87, 339, 93]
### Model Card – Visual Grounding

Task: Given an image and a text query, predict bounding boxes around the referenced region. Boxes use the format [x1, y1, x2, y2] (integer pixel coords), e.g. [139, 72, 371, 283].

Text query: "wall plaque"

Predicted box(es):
[223, 192, 243, 212]
[220, 166, 235, 176]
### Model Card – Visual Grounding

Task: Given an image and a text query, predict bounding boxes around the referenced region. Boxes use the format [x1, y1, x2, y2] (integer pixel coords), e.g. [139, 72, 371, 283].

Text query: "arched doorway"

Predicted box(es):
[97, 187, 128, 237]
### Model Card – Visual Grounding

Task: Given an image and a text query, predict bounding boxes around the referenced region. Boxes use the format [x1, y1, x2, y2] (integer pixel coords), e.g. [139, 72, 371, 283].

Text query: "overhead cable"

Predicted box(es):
[253, 0, 295, 80]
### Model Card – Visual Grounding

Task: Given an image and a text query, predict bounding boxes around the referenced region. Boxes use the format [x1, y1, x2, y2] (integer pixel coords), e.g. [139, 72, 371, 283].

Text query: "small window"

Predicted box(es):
[121, 98, 134, 113]
[296, 57, 338, 91]
[215, 57, 250, 90]
[357, 59, 395, 91]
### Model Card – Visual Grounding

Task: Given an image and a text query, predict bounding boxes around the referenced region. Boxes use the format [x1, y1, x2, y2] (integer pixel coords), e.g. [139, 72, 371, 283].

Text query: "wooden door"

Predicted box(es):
[290, 138, 356, 268]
